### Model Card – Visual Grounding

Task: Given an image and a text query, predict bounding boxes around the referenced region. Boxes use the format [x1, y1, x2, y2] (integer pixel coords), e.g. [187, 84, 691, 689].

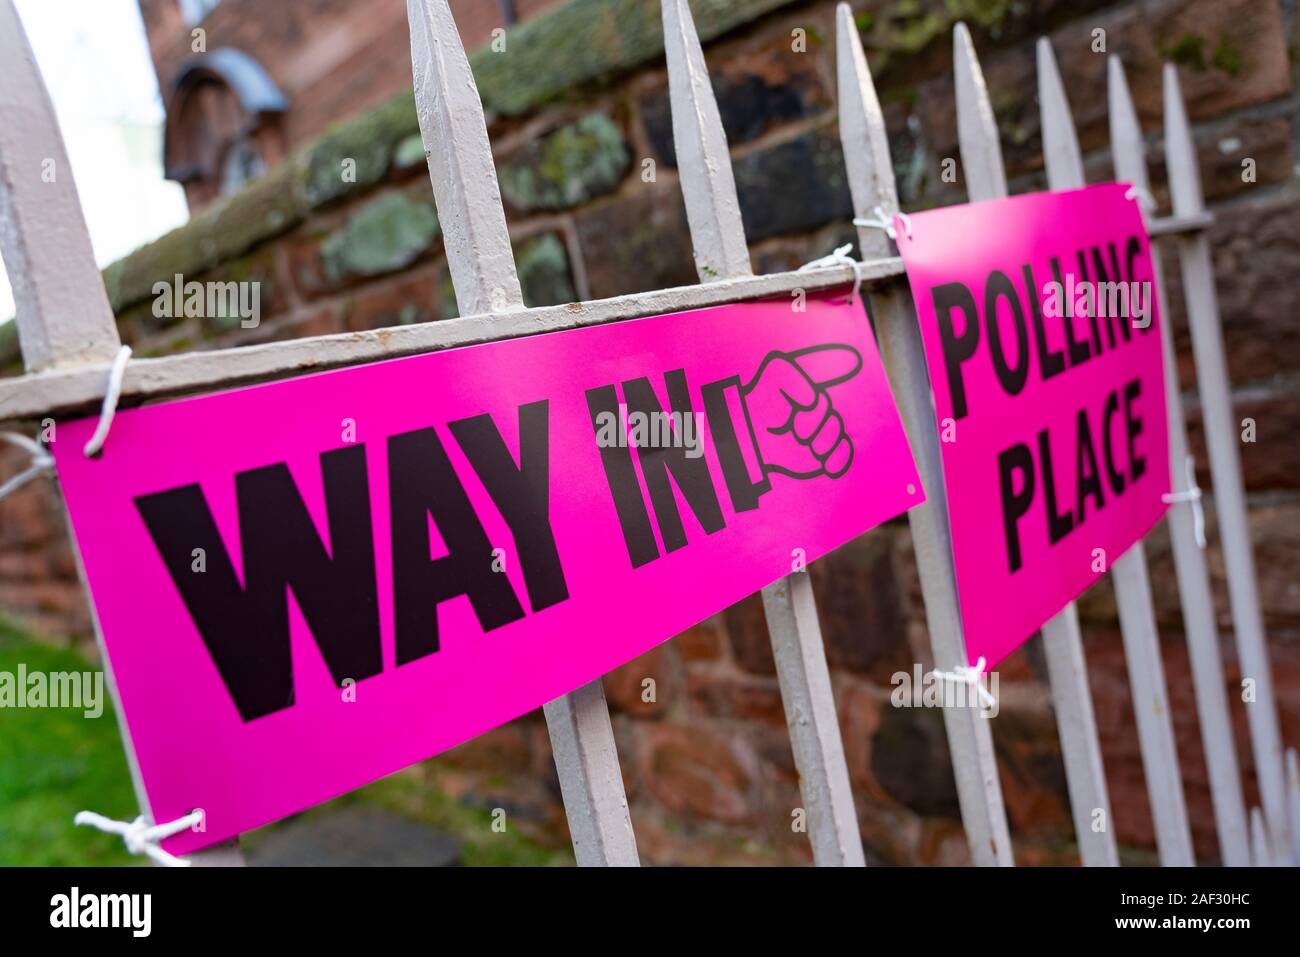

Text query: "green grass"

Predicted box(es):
[0, 618, 570, 866]
[0, 620, 138, 865]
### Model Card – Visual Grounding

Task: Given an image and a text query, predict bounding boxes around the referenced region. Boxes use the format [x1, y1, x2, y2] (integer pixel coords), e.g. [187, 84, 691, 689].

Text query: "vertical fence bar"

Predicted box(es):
[0, 0, 243, 867]
[1025, 32, 1194, 866]
[408, 0, 638, 866]
[662, 0, 864, 866]
[836, 4, 1013, 866]
[1163, 63, 1291, 863]
[1108, 55, 1250, 866]
[1287, 748, 1300, 864]
[0, 0, 118, 372]
[1025, 39, 1121, 867]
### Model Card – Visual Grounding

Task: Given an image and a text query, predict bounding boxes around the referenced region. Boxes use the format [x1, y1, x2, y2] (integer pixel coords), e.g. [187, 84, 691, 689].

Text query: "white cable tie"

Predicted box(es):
[1124, 185, 1158, 215]
[0, 432, 54, 501]
[932, 655, 997, 711]
[852, 204, 913, 241]
[74, 809, 202, 867]
[1162, 454, 1206, 549]
[82, 345, 132, 458]
[798, 243, 866, 304]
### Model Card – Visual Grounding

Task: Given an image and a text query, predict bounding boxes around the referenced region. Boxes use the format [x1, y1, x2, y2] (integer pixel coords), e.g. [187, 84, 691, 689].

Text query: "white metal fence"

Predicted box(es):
[0, 0, 1294, 867]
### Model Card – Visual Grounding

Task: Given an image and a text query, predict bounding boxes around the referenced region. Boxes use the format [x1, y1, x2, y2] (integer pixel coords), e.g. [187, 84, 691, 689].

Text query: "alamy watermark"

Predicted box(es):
[0, 664, 103, 718]
[891, 662, 999, 718]
[152, 274, 261, 328]
[1042, 272, 1152, 329]
[593, 403, 707, 459]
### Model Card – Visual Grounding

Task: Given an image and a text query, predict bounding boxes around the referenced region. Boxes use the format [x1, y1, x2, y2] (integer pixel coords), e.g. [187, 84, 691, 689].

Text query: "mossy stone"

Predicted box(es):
[499, 113, 629, 212]
[321, 192, 441, 281]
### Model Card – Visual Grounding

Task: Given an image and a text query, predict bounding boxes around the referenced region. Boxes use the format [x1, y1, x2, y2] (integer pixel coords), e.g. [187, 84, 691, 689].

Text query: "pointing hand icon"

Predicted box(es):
[740, 344, 863, 480]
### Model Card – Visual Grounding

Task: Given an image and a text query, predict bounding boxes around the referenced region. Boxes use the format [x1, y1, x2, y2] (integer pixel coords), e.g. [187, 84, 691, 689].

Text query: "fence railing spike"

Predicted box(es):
[408, 0, 638, 867]
[1035, 39, 1084, 193]
[1034, 31, 1195, 867]
[1108, 54, 1252, 868]
[839, 8, 1014, 866]
[1164, 58, 1291, 863]
[407, 0, 524, 315]
[1029, 35, 1123, 869]
[835, 2, 896, 260]
[1287, 748, 1300, 865]
[953, 22, 1007, 201]
[1106, 57, 1148, 195]
[0, 0, 119, 372]
[1162, 64, 1204, 218]
[661, 0, 752, 281]
[664, 0, 862, 866]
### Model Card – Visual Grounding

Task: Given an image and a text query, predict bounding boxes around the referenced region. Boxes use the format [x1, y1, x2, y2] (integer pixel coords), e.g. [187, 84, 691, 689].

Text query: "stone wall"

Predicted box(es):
[2, 0, 1298, 865]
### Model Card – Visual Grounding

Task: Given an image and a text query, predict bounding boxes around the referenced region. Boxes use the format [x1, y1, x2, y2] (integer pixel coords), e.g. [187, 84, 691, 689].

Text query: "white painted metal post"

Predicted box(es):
[1163, 63, 1291, 863]
[408, 0, 638, 866]
[836, 5, 1012, 867]
[0, 0, 244, 868]
[1108, 55, 1250, 867]
[662, 0, 864, 866]
[1026, 39, 1121, 868]
[1023, 33, 1194, 866]
[1287, 749, 1300, 864]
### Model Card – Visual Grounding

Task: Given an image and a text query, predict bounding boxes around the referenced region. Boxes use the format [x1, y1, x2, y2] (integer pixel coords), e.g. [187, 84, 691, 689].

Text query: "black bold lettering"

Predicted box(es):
[1038, 428, 1075, 544]
[932, 281, 981, 420]
[1023, 263, 1065, 382]
[1124, 378, 1147, 483]
[1075, 407, 1105, 522]
[621, 370, 725, 554]
[586, 384, 658, 568]
[998, 442, 1035, 574]
[1102, 391, 1127, 495]
[134, 445, 381, 721]
[985, 270, 1030, 397]
[448, 400, 568, 614]
[388, 427, 525, 666]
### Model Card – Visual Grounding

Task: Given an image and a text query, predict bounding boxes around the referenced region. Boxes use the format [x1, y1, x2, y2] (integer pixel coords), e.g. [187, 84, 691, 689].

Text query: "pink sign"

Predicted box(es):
[53, 294, 921, 853]
[896, 184, 1170, 667]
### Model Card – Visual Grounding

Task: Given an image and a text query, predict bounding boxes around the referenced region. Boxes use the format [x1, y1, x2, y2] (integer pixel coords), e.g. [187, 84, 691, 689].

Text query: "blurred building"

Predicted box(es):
[138, 0, 563, 209]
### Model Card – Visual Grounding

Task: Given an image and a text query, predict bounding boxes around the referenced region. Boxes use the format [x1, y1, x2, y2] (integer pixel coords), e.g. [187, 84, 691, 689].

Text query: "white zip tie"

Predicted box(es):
[82, 345, 132, 458]
[932, 655, 997, 711]
[852, 204, 914, 241]
[1162, 454, 1207, 549]
[0, 432, 54, 501]
[74, 809, 202, 867]
[1124, 185, 1158, 215]
[798, 243, 867, 304]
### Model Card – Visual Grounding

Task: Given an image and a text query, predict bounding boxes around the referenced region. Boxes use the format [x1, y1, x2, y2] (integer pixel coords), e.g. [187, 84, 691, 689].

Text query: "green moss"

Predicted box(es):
[499, 113, 630, 212]
[393, 133, 428, 169]
[321, 191, 441, 281]
[516, 233, 576, 307]
[302, 91, 419, 208]
[1212, 34, 1244, 76]
[1164, 32, 1207, 70]
[472, 0, 798, 117]
[104, 158, 308, 313]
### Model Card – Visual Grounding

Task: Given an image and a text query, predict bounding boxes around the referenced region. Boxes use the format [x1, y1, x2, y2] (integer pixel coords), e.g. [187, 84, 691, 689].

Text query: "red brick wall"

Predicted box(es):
[4, 0, 1298, 865]
[138, 0, 567, 208]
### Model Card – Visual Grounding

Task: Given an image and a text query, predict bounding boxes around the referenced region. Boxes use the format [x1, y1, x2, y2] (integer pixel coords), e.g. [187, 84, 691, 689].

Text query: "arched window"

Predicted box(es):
[163, 48, 287, 210]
